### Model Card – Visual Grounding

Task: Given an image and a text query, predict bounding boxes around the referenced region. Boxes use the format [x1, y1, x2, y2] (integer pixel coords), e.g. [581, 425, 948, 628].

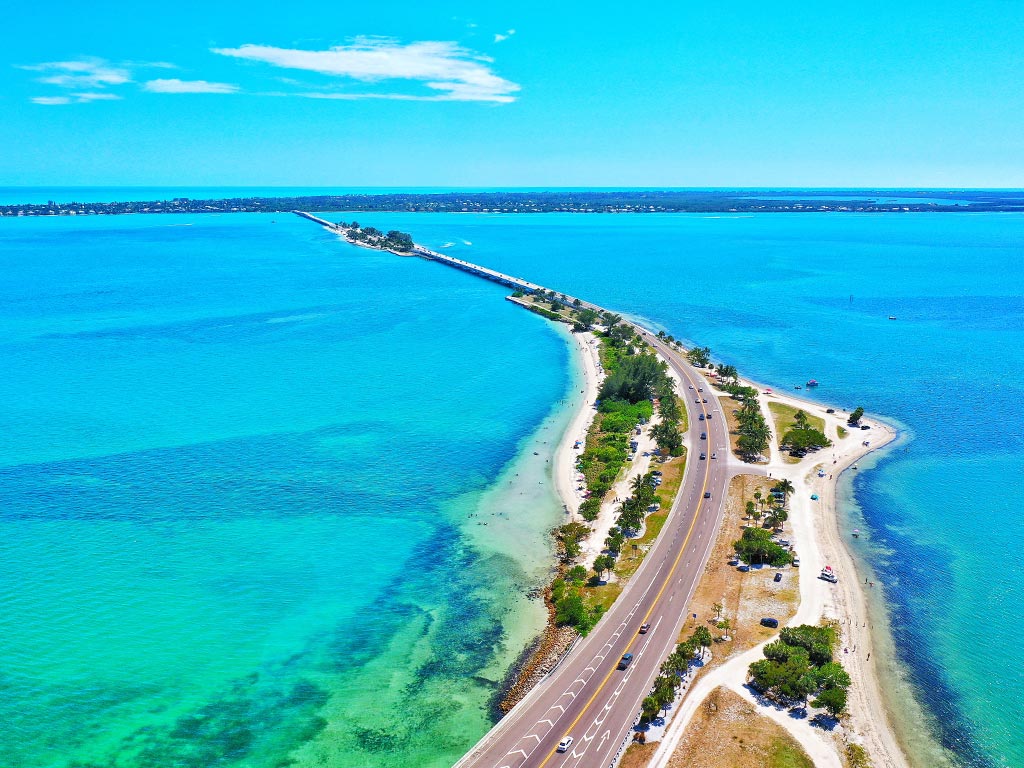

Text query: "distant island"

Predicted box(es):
[4, 189, 1024, 217]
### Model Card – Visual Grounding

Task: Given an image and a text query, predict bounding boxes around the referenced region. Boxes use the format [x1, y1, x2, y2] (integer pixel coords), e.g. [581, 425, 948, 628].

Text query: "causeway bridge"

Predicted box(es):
[294, 210, 592, 305]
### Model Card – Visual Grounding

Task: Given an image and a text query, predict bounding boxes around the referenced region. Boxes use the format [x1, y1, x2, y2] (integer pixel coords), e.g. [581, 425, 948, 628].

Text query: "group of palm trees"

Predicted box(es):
[746, 479, 795, 531]
[736, 396, 772, 461]
[640, 625, 714, 721]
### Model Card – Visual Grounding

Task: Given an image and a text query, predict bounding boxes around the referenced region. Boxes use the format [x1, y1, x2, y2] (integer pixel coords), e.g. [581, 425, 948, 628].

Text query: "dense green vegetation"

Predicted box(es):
[780, 409, 833, 457]
[847, 406, 865, 426]
[734, 527, 792, 566]
[720, 381, 771, 461]
[687, 345, 712, 367]
[640, 625, 714, 721]
[748, 624, 851, 718]
[550, 571, 605, 635]
[337, 221, 415, 251]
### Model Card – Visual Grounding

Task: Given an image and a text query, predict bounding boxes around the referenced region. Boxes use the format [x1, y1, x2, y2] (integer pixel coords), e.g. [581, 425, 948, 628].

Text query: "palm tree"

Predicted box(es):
[775, 479, 795, 505]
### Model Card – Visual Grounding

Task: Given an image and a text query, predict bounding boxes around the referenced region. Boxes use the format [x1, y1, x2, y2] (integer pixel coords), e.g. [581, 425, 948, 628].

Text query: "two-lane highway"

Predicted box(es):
[457, 333, 734, 768]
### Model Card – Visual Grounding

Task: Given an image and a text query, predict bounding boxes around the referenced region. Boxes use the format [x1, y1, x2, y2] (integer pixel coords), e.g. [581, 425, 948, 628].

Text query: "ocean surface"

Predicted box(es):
[2, 200, 1022, 768]
[0, 213, 580, 768]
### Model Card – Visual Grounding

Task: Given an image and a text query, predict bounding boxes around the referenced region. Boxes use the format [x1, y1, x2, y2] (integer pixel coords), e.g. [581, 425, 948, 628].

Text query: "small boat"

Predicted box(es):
[888, 316, 897, 320]
[852, 529, 860, 538]
[806, 379, 819, 388]
[794, 385, 802, 390]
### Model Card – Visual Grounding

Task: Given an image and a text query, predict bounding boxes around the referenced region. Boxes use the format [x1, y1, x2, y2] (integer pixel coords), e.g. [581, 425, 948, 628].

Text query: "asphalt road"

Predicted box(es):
[457, 336, 735, 768]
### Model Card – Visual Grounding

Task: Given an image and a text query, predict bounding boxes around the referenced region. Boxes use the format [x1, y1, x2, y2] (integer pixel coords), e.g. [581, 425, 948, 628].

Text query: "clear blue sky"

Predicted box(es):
[4, 1, 1023, 187]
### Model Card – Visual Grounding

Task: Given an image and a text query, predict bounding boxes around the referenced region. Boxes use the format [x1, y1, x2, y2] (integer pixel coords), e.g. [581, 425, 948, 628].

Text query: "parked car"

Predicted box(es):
[826, 408, 835, 414]
[861, 424, 871, 430]
[557, 736, 574, 753]
[738, 564, 750, 572]
[774, 572, 783, 583]
[617, 653, 634, 670]
[760, 617, 779, 628]
[639, 623, 651, 634]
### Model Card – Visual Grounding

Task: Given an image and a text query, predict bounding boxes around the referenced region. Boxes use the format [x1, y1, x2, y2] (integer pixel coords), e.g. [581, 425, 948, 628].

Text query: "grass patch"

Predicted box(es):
[717, 395, 746, 459]
[767, 401, 826, 464]
[613, 454, 686, 579]
[768, 401, 825, 438]
[837, 425, 849, 439]
[665, 686, 814, 768]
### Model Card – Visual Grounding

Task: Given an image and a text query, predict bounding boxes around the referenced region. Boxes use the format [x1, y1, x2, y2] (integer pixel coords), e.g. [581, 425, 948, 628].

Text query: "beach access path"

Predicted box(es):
[649, 383, 908, 768]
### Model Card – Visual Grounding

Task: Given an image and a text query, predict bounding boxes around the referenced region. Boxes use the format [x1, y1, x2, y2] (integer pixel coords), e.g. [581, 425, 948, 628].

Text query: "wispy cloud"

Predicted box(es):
[212, 38, 519, 103]
[73, 92, 123, 102]
[494, 29, 516, 43]
[143, 78, 239, 94]
[21, 58, 131, 89]
[31, 92, 122, 106]
[31, 96, 72, 106]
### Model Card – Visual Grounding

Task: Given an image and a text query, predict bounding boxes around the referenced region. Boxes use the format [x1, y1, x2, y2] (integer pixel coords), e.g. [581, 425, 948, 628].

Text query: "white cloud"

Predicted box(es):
[212, 38, 519, 103]
[21, 58, 131, 89]
[31, 92, 121, 105]
[31, 96, 72, 105]
[494, 29, 516, 43]
[143, 78, 239, 94]
[74, 92, 122, 102]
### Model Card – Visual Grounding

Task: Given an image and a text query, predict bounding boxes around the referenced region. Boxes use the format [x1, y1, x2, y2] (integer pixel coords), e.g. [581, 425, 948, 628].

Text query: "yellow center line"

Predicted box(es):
[536, 350, 712, 767]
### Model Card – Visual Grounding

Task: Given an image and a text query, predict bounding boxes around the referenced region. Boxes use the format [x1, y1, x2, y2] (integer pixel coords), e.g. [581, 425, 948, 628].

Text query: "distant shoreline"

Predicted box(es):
[5, 188, 1024, 217]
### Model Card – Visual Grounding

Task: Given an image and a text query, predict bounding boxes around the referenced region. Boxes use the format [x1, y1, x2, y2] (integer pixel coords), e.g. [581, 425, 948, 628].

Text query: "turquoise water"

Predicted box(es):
[3, 208, 1022, 767]
[0, 213, 577, 767]
[321, 211, 1022, 767]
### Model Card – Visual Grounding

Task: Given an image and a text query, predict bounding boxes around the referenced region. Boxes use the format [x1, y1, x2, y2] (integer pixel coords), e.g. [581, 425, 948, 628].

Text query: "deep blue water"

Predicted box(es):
[2, 207, 1022, 767]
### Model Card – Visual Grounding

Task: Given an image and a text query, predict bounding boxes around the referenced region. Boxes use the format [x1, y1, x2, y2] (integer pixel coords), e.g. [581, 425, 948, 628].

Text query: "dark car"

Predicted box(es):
[699, 414, 705, 421]
[639, 623, 651, 634]
[703, 491, 711, 499]
[617, 653, 634, 670]
[700, 432, 707, 440]
[826, 408, 835, 414]
[861, 424, 871, 430]
[760, 617, 779, 628]
[699, 452, 706, 460]
[774, 572, 783, 583]
[702, 398, 708, 403]
[706, 413, 712, 420]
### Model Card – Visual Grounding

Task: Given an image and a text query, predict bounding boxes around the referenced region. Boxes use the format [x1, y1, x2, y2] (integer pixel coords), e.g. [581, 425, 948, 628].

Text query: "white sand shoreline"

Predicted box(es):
[512, 308, 919, 768]
[647, 369, 916, 768]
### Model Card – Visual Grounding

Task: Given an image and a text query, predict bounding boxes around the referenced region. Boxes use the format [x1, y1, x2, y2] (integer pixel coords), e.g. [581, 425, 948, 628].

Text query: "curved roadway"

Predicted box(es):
[457, 334, 736, 768]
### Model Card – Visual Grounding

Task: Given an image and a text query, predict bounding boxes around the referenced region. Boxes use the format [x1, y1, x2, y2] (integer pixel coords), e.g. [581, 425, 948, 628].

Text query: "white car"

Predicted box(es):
[557, 736, 574, 753]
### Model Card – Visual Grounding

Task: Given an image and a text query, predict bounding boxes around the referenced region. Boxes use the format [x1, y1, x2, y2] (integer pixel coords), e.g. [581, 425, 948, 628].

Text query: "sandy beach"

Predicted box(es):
[647, 371, 910, 768]
[553, 331, 603, 518]
[504, 308, 912, 768]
